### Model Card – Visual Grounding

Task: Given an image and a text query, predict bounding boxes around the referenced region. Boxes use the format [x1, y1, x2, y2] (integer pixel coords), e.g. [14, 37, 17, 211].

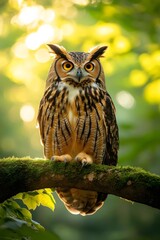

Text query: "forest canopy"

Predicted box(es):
[0, 1, 160, 240]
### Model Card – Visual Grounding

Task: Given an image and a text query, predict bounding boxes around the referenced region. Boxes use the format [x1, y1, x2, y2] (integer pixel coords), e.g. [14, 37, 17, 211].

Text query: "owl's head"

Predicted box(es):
[46, 44, 108, 89]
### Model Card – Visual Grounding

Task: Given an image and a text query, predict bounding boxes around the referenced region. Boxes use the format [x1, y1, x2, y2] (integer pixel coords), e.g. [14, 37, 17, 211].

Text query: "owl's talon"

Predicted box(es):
[81, 159, 89, 167]
[51, 154, 72, 162]
[64, 158, 69, 165]
[51, 156, 55, 161]
[75, 152, 93, 166]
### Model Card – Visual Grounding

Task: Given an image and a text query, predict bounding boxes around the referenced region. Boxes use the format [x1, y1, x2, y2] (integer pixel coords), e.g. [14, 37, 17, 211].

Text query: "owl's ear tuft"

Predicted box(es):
[47, 44, 69, 60]
[88, 45, 108, 61]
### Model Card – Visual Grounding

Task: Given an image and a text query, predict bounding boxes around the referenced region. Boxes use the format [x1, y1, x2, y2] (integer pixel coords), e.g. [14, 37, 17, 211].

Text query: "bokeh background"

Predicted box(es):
[0, 0, 160, 239]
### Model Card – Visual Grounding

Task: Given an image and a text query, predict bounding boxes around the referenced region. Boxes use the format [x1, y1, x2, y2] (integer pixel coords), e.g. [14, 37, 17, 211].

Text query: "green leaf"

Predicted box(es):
[14, 188, 55, 211]
[37, 189, 55, 211]
[0, 199, 44, 231]
[0, 220, 60, 240]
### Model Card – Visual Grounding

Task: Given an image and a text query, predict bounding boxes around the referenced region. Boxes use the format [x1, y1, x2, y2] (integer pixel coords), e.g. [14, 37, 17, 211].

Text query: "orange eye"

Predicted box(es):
[63, 61, 73, 71]
[85, 62, 94, 72]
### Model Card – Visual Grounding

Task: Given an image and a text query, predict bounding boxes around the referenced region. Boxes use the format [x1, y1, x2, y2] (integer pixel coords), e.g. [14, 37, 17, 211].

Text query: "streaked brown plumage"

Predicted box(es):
[37, 44, 119, 216]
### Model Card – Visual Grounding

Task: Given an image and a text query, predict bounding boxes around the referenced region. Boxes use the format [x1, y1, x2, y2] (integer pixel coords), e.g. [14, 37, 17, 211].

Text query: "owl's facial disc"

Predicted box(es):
[66, 66, 93, 83]
[55, 57, 100, 85]
[65, 61, 95, 80]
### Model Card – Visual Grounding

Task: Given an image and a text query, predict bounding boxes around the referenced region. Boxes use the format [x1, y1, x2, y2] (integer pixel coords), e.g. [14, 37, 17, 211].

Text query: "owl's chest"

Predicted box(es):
[63, 84, 103, 123]
[54, 82, 105, 131]
[66, 85, 80, 126]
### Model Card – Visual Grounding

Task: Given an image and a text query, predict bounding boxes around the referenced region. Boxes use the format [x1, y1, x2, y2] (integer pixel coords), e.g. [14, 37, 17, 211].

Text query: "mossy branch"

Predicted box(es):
[0, 157, 160, 209]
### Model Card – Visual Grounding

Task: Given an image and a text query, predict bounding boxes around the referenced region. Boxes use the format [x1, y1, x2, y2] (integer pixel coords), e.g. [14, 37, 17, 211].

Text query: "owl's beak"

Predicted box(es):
[76, 68, 83, 81]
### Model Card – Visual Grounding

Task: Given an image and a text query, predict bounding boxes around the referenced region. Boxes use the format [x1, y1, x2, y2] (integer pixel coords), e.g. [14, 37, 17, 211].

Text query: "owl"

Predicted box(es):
[37, 44, 119, 216]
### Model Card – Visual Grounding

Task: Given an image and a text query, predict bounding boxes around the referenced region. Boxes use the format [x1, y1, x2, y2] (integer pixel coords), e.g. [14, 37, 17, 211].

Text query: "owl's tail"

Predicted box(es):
[56, 187, 107, 216]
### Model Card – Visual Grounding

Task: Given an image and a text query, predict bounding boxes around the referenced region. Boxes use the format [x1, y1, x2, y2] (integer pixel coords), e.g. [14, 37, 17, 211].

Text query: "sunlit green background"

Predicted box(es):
[0, 0, 160, 239]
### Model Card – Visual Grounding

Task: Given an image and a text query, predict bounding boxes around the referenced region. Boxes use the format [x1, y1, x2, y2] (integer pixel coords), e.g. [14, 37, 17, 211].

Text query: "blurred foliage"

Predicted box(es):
[0, 193, 58, 240]
[0, 0, 160, 240]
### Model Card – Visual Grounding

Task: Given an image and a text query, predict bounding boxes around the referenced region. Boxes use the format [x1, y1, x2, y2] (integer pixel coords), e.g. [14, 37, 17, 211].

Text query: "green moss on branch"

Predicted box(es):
[0, 157, 160, 209]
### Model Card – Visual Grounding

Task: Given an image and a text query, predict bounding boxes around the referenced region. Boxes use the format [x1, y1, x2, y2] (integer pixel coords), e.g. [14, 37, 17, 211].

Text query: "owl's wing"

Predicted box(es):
[37, 96, 47, 146]
[103, 92, 119, 166]
[37, 85, 57, 158]
[37, 84, 72, 159]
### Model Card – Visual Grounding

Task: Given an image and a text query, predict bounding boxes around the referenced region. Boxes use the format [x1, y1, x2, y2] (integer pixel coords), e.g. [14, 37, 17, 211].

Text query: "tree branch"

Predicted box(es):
[0, 157, 160, 209]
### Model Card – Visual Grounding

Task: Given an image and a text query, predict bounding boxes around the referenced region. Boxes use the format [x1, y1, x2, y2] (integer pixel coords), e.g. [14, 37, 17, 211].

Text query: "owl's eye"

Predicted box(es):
[63, 61, 73, 71]
[84, 62, 94, 72]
